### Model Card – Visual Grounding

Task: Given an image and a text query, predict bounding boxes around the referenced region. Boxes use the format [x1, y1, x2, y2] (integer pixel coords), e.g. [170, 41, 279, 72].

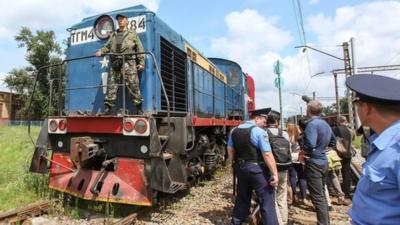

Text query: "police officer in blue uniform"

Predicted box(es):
[346, 74, 400, 225]
[227, 108, 279, 225]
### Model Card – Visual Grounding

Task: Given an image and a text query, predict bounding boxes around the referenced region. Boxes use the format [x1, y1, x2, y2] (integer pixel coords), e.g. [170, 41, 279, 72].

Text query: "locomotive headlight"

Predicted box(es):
[134, 119, 148, 134]
[122, 118, 149, 136]
[140, 145, 148, 154]
[58, 119, 67, 131]
[94, 15, 114, 40]
[123, 120, 135, 132]
[48, 118, 67, 134]
[49, 120, 58, 132]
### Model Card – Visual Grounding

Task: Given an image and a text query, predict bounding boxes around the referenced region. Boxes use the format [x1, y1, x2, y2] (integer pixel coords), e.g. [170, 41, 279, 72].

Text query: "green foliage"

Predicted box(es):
[322, 104, 336, 116]
[15, 27, 61, 68]
[3, 69, 32, 118]
[4, 27, 65, 120]
[4, 69, 31, 94]
[353, 135, 362, 150]
[322, 97, 350, 116]
[339, 97, 349, 114]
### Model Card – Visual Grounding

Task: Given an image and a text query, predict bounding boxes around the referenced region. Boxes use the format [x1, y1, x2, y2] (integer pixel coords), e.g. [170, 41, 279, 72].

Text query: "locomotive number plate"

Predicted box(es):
[70, 15, 146, 46]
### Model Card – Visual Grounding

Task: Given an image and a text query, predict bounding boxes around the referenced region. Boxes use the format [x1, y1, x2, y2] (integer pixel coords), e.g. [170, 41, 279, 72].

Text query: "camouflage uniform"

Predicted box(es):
[99, 29, 145, 112]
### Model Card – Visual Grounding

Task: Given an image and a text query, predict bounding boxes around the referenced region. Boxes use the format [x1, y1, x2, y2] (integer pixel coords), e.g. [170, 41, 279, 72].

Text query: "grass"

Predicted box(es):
[0, 125, 46, 212]
[353, 135, 362, 150]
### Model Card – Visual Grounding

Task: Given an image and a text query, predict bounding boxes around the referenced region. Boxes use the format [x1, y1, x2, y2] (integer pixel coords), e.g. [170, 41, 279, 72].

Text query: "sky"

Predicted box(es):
[1, 0, 400, 118]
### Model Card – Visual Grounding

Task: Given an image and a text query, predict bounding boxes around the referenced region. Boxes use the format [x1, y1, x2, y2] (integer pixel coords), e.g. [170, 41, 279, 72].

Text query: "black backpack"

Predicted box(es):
[266, 128, 292, 168]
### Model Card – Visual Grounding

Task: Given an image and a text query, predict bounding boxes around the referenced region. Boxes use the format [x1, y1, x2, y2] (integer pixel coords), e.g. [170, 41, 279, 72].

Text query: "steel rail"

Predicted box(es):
[0, 201, 51, 224]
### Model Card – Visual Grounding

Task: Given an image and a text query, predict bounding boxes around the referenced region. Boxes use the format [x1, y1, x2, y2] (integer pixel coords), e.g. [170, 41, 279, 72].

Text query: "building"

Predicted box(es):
[0, 90, 19, 124]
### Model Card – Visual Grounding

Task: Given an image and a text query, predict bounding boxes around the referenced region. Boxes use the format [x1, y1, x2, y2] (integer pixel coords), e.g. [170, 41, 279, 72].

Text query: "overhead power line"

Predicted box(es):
[296, 0, 307, 44]
[291, 0, 313, 93]
[291, 0, 303, 44]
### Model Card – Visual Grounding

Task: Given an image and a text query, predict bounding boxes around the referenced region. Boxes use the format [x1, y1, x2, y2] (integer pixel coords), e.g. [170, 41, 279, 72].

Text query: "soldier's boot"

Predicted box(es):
[136, 103, 143, 115]
[104, 103, 113, 115]
[133, 99, 143, 115]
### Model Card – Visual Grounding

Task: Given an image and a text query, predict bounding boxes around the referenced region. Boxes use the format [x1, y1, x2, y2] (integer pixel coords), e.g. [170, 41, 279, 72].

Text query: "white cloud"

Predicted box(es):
[212, 1, 400, 118]
[0, 0, 159, 39]
[308, 1, 400, 66]
[211, 9, 310, 113]
[212, 9, 293, 56]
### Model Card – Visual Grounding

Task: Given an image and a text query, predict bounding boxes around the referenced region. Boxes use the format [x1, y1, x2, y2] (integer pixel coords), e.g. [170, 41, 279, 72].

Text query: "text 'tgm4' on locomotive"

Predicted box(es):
[29, 5, 256, 206]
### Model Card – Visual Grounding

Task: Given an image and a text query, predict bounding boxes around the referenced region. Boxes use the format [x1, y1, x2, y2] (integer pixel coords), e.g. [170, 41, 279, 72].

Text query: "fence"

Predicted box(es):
[0, 119, 44, 127]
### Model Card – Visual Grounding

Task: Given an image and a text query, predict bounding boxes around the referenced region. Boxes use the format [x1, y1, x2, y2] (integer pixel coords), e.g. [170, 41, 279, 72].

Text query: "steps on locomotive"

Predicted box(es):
[168, 181, 186, 193]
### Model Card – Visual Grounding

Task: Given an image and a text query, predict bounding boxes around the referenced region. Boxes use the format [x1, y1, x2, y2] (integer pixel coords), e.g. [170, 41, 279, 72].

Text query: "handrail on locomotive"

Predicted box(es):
[27, 51, 171, 147]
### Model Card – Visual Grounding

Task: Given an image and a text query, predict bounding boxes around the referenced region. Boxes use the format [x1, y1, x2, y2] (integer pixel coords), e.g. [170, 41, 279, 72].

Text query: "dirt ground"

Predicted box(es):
[135, 168, 351, 225]
[24, 167, 352, 225]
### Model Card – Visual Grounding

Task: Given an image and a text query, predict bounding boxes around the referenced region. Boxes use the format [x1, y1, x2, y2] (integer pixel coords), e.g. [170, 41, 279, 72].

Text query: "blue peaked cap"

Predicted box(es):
[250, 108, 271, 118]
[346, 74, 400, 104]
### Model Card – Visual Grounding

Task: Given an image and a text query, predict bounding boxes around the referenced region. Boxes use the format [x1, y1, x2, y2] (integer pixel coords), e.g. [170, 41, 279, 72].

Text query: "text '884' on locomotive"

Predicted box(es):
[29, 5, 255, 206]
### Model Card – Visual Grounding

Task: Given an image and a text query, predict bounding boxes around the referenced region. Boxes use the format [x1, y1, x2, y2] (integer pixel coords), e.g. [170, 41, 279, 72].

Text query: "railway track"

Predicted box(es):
[0, 200, 50, 225]
[113, 206, 153, 225]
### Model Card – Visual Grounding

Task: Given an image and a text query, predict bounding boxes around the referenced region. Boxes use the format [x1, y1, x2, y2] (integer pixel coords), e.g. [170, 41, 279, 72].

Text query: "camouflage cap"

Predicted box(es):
[116, 13, 128, 19]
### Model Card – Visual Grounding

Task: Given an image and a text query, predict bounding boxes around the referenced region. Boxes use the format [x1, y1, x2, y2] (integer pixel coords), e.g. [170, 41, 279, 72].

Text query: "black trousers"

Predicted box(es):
[341, 158, 352, 198]
[305, 162, 330, 225]
[232, 163, 278, 225]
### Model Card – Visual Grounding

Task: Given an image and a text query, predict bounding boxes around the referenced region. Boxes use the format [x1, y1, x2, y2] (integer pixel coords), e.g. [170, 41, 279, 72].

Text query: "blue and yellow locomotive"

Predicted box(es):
[30, 5, 255, 206]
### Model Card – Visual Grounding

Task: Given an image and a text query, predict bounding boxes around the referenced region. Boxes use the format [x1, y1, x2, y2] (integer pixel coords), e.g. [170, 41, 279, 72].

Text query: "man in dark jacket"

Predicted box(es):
[333, 116, 353, 199]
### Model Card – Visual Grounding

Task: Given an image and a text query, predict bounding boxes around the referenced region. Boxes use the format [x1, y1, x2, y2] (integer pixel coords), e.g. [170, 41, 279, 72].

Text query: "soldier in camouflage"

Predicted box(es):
[96, 13, 145, 114]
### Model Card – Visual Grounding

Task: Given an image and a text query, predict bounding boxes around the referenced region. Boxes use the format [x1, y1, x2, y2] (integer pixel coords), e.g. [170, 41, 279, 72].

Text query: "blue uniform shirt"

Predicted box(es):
[303, 116, 335, 165]
[227, 121, 272, 152]
[349, 120, 400, 225]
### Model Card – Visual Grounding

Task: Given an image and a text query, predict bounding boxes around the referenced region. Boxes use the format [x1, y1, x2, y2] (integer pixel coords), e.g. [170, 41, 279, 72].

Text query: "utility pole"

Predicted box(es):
[350, 37, 359, 129]
[333, 72, 340, 116]
[342, 42, 354, 129]
[312, 91, 316, 100]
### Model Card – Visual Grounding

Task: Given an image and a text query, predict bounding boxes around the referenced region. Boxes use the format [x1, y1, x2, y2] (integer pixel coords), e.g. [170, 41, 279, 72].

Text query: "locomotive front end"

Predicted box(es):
[46, 116, 153, 206]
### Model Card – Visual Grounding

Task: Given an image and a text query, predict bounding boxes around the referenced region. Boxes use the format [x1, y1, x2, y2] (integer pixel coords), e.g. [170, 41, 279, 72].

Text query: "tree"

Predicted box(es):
[4, 68, 32, 119]
[322, 104, 336, 116]
[4, 27, 64, 119]
[339, 97, 349, 114]
[322, 97, 349, 116]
